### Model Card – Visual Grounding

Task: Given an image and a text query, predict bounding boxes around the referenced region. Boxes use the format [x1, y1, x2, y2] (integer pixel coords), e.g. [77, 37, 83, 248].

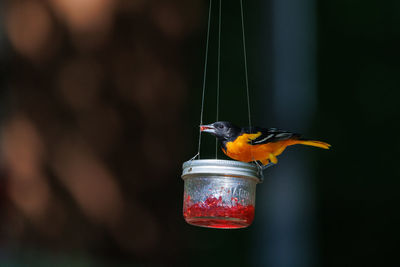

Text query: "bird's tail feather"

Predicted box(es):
[294, 140, 331, 149]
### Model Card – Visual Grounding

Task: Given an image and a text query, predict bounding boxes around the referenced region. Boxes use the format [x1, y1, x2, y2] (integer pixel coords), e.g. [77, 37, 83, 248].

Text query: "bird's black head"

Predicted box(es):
[200, 121, 241, 141]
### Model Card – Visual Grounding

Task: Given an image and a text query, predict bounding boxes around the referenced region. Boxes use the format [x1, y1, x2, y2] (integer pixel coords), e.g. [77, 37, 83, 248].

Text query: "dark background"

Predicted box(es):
[0, 0, 399, 266]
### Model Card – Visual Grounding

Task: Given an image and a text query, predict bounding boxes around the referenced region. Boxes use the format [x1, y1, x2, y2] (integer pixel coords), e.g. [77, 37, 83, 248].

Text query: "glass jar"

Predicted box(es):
[181, 159, 261, 229]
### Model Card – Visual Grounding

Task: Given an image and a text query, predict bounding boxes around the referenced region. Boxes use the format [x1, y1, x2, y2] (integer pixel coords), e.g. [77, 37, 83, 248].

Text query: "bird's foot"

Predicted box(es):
[253, 161, 276, 182]
[261, 162, 275, 170]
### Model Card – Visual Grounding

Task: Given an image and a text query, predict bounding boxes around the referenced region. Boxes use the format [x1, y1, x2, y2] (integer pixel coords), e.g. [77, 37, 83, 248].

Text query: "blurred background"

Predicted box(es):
[0, 0, 399, 266]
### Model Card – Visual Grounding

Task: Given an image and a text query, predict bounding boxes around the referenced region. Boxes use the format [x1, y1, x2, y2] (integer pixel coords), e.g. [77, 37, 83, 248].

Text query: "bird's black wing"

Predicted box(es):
[244, 127, 301, 145]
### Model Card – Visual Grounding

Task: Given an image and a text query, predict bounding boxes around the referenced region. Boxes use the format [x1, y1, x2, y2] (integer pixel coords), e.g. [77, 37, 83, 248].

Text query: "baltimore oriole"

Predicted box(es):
[200, 121, 330, 166]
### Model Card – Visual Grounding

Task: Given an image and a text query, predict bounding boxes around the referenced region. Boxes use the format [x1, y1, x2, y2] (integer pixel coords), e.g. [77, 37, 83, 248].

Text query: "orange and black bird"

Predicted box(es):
[200, 121, 330, 166]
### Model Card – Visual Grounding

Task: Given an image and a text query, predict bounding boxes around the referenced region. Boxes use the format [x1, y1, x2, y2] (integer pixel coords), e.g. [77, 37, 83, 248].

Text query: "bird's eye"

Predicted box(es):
[218, 125, 224, 129]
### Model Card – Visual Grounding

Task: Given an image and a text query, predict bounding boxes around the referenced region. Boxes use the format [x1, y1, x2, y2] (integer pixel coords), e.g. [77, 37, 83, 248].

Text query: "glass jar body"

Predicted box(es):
[183, 175, 257, 229]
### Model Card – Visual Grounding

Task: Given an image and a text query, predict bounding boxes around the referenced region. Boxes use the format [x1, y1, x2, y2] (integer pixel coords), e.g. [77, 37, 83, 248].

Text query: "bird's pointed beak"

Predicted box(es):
[200, 124, 216, 134]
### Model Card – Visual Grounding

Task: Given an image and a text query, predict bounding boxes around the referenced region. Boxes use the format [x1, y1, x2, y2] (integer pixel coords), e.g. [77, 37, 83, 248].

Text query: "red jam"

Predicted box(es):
[183, 196, 255, 229]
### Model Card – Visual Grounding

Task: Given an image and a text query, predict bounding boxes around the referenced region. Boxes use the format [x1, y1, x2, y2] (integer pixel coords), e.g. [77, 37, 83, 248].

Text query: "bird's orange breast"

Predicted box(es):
[222, 133, 292, 162]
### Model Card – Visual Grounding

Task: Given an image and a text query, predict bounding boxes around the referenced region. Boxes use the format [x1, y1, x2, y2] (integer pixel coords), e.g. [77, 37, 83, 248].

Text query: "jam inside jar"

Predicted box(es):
[183, 193, 256, 229]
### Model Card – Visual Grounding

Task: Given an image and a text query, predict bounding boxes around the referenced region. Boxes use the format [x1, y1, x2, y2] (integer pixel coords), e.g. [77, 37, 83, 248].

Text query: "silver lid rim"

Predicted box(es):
[181, 159, 261, 183]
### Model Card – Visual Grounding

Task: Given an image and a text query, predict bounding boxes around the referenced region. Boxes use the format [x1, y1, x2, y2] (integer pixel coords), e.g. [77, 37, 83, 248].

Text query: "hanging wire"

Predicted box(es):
[240, 0, 252, 130]
[215, 0, 222, 159]
[197, 0, 213, 160]
[240, 0, 256, 163]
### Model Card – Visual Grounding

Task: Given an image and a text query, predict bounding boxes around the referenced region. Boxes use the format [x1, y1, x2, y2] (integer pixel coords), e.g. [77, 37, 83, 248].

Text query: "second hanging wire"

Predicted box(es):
[215, 0, 222, 158]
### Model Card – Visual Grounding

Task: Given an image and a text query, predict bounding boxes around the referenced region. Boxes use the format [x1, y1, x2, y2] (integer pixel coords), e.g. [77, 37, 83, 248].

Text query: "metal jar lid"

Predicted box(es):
[182, 159, 261, 183]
